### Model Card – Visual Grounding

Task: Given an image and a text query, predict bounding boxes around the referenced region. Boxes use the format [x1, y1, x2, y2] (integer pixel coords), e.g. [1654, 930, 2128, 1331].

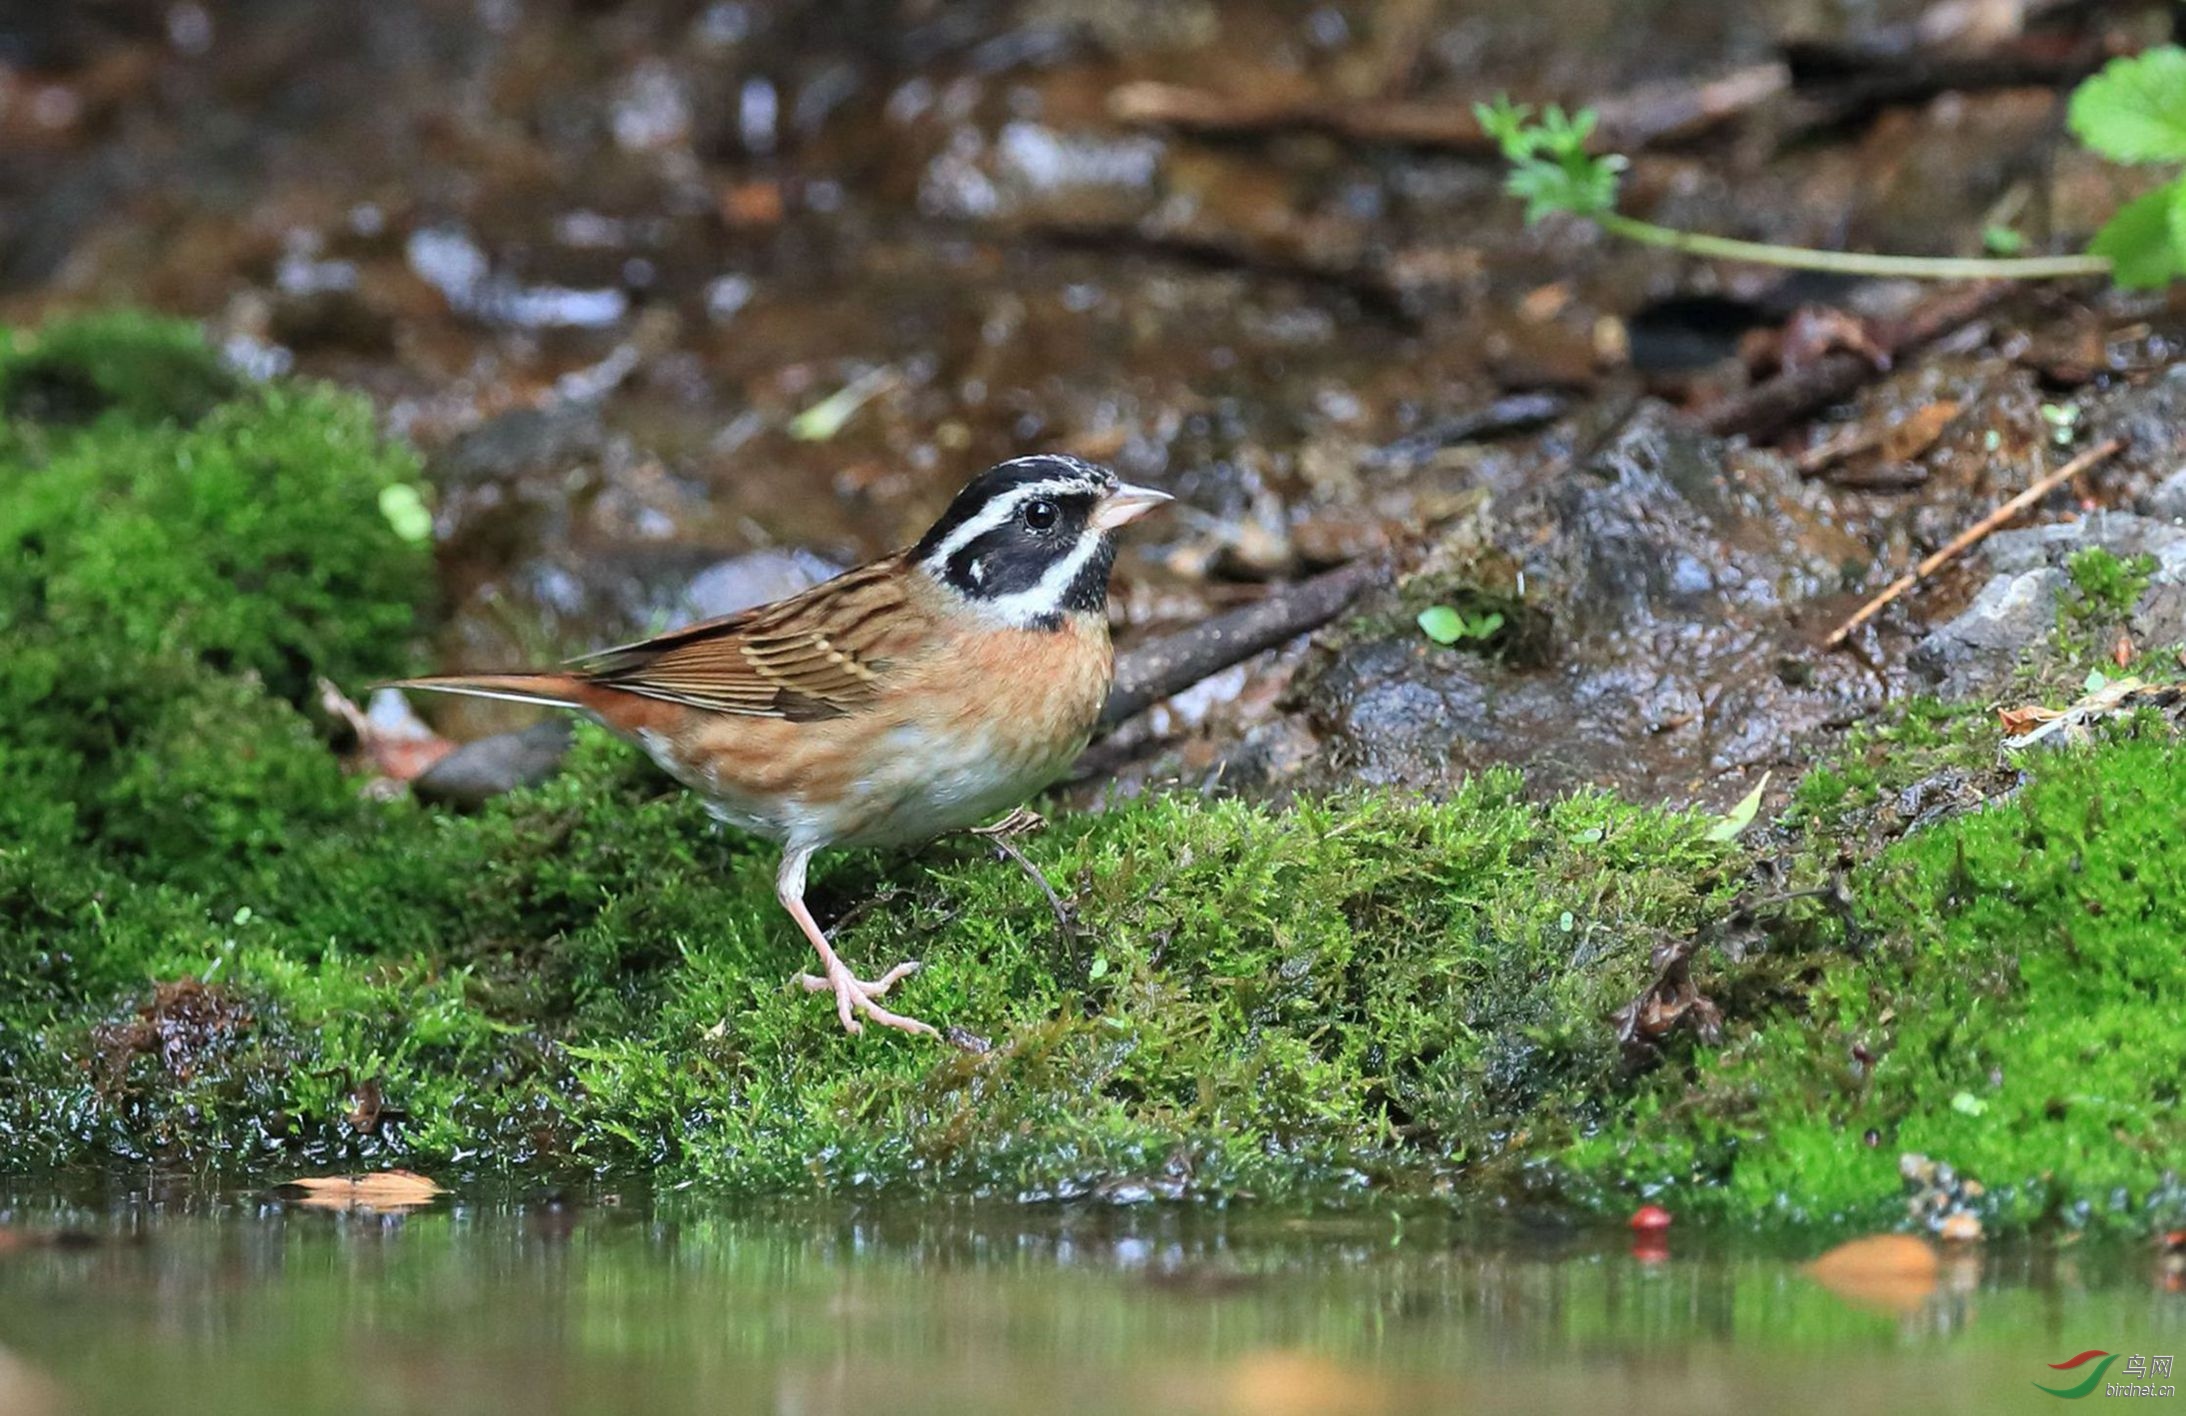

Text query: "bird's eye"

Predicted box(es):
[1022, 498, 1060, 531]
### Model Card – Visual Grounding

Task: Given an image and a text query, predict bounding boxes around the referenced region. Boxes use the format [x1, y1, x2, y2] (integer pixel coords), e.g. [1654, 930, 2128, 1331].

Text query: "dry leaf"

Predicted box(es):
[1807, 1233, 1940, 1314]
[1877, 401, 1960, 462]
[278, 1169, 445, 1213]
[2003, 676, 2185, 750]
[319, 679, 454, 788]
[1996, 703, 2058, 735]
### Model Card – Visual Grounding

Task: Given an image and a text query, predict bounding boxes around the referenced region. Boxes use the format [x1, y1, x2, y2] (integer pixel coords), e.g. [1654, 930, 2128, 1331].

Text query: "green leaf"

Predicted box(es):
[1706, 771, 1771, 843]
[2173, 178, 2186, 278]
[2067, 47, 2186, 164]
[1417, 606, 1466, 644]
[2090, 183, 2186, 289]
[788, 366, 892, 442]
[377, 483, 434, 545]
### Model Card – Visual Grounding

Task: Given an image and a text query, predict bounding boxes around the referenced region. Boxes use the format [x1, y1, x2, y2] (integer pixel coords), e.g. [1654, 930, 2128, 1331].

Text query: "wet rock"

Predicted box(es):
[2090, 364, 2186, 489]
[1983, 511, 2186, 574]
[1912, 512, 2186, 697]
[2145, 466, 2186, 524]
[413, 720, 575, 808]
[1908, 567, 2067, 698]
[1295, 403, 1877, 807]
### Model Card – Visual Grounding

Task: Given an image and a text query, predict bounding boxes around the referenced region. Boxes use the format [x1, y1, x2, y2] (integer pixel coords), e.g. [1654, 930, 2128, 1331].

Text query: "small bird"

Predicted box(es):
[389, 455, 1171, 1038]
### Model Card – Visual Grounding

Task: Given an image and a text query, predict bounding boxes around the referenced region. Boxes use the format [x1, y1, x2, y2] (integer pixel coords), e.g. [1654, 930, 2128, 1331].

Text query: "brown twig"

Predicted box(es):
[1107, 63, 1788, 153]
[1027, 220, 1416, 327]
[1100, 558, 1385, 728]
[1700, 281, 2014, 441]
[1823, 436, 2124, 648]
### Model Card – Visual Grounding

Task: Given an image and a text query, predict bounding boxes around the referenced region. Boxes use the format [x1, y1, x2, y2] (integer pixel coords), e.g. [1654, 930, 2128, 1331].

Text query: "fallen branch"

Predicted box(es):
[1109, 63, 1788, 154]
[1823, 436, 2125, 648]
[1784, 43, 2112, 136]
[1027, 220, 1415, 327]
[1700, 281, 2014, 441]
[1100, 558, 1385, 728]
[1363, 392, 1569, 468]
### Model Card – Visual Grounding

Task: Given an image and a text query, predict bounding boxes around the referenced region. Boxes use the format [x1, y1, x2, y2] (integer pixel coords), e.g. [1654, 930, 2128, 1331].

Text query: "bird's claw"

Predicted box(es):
[796, 959, 937, 1037]
[972, 806, 1046, 838]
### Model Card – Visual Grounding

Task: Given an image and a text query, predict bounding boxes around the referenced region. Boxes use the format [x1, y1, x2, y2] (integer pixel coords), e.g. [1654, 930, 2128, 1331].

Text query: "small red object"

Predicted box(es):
[1629, 1204, 1673, 1232]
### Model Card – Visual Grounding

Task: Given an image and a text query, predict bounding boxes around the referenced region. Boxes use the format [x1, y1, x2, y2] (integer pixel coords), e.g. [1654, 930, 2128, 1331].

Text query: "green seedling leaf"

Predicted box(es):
[788, 365, 893, 442]
[2173, 179, 2186, 278]
[1417, 606, 1466, 644]
[1707, 771, 1771, 843]
[1474, 98, 1624, 224]
[1982, 224, 2025, 256]
[377, 483, 434, 545]
[2067, 47, 2186, 164]
[2090, 184, 2186, 289]
[1418, 606, 1505, 644]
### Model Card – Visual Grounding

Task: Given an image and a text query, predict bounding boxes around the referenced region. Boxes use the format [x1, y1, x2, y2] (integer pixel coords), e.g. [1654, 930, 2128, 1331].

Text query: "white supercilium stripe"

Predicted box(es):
[918, 479, 1087, 574]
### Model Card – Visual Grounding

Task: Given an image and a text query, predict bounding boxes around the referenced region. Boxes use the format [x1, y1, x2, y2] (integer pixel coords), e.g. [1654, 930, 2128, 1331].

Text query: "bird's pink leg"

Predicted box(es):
[776, 847, 937, 1038]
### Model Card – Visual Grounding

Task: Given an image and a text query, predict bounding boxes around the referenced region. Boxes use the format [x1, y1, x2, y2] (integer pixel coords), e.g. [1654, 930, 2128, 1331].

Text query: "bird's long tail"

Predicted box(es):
[380, 672, 593, 711]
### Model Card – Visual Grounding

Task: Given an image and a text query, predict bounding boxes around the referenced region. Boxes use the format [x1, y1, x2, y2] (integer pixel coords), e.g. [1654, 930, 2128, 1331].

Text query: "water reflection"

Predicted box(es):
[0, 1185, 2180, 1415]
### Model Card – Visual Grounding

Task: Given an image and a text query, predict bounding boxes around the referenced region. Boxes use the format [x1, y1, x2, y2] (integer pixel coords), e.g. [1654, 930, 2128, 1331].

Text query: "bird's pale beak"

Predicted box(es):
[1091, 482, 1173, 531]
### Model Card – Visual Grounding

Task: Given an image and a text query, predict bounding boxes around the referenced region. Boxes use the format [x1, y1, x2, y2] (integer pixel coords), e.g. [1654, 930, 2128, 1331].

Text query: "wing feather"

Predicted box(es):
[568, 557, 923, 718]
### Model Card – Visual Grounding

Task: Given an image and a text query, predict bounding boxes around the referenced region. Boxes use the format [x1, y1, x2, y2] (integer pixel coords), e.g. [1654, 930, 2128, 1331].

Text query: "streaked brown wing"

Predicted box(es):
[569, 556, 922, 720]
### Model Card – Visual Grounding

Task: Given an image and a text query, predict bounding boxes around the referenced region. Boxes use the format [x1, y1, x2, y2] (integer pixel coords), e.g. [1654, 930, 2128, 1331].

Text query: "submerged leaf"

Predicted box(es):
[1807, 1234, 1940, 1314]
[276, 1169, 445, 1213]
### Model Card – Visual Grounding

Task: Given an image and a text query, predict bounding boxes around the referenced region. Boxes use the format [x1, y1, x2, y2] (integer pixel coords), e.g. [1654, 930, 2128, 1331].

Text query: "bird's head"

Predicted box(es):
[913, 455, 1171, 628]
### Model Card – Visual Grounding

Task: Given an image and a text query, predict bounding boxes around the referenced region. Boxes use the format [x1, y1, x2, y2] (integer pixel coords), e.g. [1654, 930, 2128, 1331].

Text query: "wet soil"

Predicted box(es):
[5, 0, 2184, 805]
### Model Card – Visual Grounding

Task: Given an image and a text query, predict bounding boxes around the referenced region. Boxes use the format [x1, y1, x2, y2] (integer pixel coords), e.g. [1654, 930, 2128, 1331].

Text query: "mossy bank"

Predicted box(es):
[4, 314, 2185, 1235]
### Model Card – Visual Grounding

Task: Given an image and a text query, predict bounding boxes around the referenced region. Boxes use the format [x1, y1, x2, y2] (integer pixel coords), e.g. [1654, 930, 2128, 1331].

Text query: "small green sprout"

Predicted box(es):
[1477, 49, 2186, 285]
[1476, 98, 1625, 224]
[1417, 604, 1505, 645]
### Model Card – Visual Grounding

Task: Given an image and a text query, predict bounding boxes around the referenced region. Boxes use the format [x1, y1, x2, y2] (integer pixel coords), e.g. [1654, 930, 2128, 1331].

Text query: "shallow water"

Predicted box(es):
[0, 1183, 2179, 1416]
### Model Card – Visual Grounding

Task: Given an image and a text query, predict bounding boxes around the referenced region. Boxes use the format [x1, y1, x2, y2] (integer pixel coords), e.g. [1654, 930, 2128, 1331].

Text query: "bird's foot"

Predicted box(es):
[971, 806, 1046, 838]
[796, 957, 938, 1038]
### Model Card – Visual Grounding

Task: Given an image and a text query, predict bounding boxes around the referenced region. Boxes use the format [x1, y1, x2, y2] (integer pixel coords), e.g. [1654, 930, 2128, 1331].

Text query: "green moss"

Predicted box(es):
[0, 729, 1738, 1193]
[1784, 697, 2003, 837]
[0, 373, 432, 702]
[0, 313, 430, 878]
[2063, 546, 2158, 623]
[0, 311, 240, 428]
[1575, 732, 2186, 1232]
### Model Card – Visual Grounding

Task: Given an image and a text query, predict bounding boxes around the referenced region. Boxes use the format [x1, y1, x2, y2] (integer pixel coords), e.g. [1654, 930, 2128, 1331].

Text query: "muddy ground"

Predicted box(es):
[3, 0, 2184, 808]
